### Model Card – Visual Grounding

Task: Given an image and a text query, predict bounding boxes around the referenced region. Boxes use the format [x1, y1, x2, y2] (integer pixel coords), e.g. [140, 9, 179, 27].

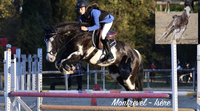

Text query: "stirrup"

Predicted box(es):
[106, 53, 114, 63]
[107, 57, 114, 63]
[100, 53, 114, 63]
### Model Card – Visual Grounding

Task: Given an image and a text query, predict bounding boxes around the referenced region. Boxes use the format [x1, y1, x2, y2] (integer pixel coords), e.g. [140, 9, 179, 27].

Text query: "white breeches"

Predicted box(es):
[101, 22, 113, 40]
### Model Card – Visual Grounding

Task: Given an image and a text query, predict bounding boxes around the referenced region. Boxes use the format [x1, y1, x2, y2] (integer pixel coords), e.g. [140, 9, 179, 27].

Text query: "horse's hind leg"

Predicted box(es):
[115, 76, 131, 107]
[163, 28, 175, 41]
[157, 25, 174, 42]
[157, 30, 168, 42]
[109, 65, 131, 107]
[176, 25, 187, 42]
[124, 76, 140, 106]
[171, 29, 179, 41]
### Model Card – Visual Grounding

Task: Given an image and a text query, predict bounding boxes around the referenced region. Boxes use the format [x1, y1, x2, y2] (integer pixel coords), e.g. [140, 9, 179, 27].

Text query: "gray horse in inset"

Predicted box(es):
[157, 6, 191, 42]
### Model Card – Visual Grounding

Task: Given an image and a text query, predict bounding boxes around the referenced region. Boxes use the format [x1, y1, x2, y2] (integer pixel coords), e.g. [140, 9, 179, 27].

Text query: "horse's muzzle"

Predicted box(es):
[46, 54, 56, 62]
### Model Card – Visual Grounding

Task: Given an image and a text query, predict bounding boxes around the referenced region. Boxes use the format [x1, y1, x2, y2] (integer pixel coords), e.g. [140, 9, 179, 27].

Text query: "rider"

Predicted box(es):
[76, 0, 114, 63]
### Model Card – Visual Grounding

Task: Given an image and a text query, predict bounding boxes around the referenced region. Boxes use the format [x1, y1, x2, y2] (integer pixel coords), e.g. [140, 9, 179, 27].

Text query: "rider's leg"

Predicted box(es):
[102, 22, 113, 40]
[101, 22, 114, 63]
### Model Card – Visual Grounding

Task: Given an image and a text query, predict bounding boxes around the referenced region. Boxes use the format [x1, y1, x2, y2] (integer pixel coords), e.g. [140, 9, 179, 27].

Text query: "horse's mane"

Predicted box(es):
[54, 21, 92, 40]
[54, 21, 90, 28]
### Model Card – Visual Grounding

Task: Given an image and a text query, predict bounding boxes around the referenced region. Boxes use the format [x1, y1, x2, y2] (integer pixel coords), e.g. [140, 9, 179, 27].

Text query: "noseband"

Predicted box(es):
[45, 25, 82, 56]
[45, 34, 63, 55]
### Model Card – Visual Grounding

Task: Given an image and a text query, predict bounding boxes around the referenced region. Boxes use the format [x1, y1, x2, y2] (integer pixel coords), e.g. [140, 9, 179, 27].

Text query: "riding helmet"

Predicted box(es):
[76, 0, 88, 9]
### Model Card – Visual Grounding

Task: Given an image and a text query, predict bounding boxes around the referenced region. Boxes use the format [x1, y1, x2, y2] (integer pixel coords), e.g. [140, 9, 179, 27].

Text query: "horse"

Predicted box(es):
[41, 21, 143, 106]
[157, 6, 191, 42]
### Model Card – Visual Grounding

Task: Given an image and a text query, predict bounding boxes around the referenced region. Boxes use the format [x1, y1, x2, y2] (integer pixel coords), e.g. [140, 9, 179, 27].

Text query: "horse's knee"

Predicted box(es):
[55, 61, 61, 69]
[60, 64, 76, 75]
[59, 65, 70, 75]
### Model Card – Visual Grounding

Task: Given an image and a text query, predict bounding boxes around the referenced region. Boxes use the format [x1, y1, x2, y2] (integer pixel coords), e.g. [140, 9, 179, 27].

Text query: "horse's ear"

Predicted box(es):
[41, 26, 48, 31]
[51, 25, 56, 32]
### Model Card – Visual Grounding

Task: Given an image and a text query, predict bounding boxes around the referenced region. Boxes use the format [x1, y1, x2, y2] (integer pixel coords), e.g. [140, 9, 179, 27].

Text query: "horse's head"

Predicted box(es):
[41, 25, 61, 62]
[184, 6, 191, 19]
[42, 22, 90, 62]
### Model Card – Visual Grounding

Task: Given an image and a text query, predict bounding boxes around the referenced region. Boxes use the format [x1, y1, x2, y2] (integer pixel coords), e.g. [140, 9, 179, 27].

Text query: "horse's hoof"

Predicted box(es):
[60, 66, 74, 75]
[107, 58, 114, 63]
[59, 66, 68, 75]
[70, 64, 76, 71]
[64, 64, 71, 71]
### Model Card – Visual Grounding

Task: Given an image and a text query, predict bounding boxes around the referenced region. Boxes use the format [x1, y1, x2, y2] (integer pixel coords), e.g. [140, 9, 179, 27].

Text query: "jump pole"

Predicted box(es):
[4, 45, 11, 111]
[197, 44, 200, 111]
[40, 105, 195, 111]
[37, 48, 43, 111]
[8, 90, 196, 97]
[10, 92, 171, 98]
[87, 63, 89, 90]
[171, 40, 178, 111]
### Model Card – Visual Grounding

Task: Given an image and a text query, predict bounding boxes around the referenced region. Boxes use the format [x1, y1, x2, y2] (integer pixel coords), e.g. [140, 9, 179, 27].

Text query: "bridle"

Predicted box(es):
[44, 24, 83, 56]
[44, 34, 63, 55]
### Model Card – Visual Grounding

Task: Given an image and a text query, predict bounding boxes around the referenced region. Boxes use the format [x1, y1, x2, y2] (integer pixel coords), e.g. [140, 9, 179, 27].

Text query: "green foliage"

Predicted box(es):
[156, 2, 198, 12]
[57, 0, 78, 22]
[0, 0, 197, 70]
[0, 0, 14, 18]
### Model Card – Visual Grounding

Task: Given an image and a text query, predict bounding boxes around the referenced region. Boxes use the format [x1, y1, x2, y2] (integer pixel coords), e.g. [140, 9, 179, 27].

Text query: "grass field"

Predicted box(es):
[156, 2, 198, 12]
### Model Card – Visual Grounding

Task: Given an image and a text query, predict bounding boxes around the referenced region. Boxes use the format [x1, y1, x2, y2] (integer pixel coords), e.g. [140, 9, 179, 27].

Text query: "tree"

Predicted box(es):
[0, 0, 197, 70]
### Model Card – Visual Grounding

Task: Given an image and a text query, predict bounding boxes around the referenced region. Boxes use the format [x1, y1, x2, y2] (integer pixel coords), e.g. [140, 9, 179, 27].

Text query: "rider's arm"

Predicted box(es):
[78, 15, 82, 22]
[87, 9, 101, 31]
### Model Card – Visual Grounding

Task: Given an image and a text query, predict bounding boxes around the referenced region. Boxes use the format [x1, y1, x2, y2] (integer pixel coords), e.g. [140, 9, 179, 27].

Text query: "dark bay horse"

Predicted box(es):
[41, 21, 143, 105]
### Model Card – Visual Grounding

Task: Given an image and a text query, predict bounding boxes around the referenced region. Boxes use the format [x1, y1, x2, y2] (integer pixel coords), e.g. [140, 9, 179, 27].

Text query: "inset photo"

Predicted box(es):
[155, 1, 198, 44]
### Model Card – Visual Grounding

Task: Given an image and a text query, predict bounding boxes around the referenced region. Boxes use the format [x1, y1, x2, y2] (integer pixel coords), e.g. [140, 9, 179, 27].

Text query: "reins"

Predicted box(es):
[48, 23, 83, 55]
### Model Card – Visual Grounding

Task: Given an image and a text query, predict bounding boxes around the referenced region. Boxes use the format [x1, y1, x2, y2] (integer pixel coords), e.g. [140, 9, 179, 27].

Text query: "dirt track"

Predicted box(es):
[155, 11, 198, 44]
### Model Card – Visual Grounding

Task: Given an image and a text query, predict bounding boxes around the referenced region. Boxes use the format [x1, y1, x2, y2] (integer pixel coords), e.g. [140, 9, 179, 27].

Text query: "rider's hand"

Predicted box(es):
[81, 26, 88, 31]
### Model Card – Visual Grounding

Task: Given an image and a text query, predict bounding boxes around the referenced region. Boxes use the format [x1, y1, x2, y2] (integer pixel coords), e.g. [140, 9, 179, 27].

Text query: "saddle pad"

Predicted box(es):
[92, 30, 117, 49]
[107, 30, 117, 40]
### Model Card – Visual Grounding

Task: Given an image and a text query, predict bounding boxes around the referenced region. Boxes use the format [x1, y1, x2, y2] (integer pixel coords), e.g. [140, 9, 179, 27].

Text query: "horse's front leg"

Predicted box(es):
[55, 58, 62, 70]
[55, 58, 75, 75]
[59, 51, 82, 75]
[55, 49, 68, 70]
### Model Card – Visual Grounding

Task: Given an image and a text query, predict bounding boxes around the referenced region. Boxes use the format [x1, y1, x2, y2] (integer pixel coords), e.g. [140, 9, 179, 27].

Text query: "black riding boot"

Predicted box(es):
[101, 37, 114, 63]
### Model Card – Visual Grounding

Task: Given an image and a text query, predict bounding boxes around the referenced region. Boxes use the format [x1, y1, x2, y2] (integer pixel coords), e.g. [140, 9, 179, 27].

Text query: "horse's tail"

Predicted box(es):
[136, 60, 143, 92]
[135, 58, 144, 102]
[133, 49, 143, 93]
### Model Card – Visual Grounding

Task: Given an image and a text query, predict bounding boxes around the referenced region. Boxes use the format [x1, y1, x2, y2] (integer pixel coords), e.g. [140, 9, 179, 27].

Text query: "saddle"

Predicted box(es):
[92, 29, 117, 49]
